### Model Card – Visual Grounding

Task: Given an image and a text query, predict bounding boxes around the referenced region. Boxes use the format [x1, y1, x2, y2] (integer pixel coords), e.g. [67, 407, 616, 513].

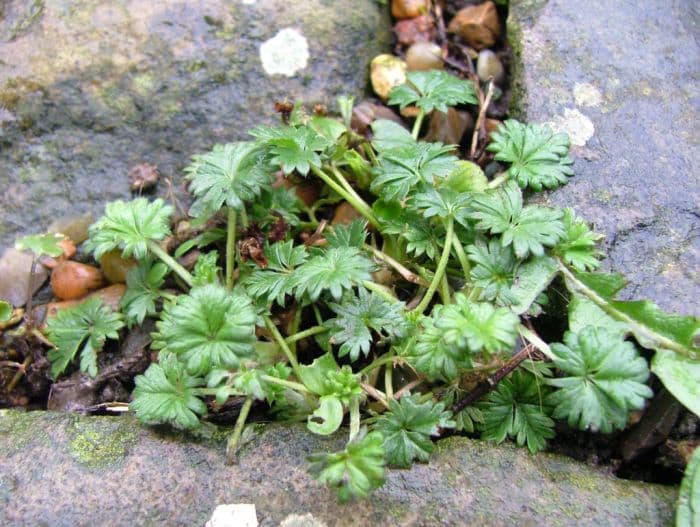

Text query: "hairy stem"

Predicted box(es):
[264, 315, 302, 379]
[362, 280, 399, 304]
[415, 216, 454, 314]
[349, 397, 361, 442]
[260, 374, 310, 394]
[147, 240, 193, 287]
[488, 172, 509, 189]
[451, 233, 471, 281]
[226, 397, 253, 463]
[411, 109, 426, 140]
[226, 207, 237, 290]
[285, 325, 327, 344]
[360, 353, 398, 376]
[310, 165, 379, 229]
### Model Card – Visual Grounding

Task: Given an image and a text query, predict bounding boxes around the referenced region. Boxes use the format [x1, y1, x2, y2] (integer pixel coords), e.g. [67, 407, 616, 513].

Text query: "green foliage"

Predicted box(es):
[15, 232, 66, 257]
[45, 297, 124, 378]
[487, 120, 574, 190]
[479, 370, 555, 453]
[469, 181, 565, 258]
[467, 238, 518, 305]
[412, 186, 471, 227]
[152, 284, 256, 376]
[676, 446, 700, 527]
[375, 394, 455, 468]
[120, 260, 169, 327]
[86, 198, 173, 260]
[437, 293, 519, 354]
[308, 430, 386, 502]
[130, 354, 207, 429]
[191, 251, 221, 286]
[185, 141, 271, 219]
[388, 70, 477, 113]
[325, 220, 367, 249]
[244, 240, 308, 305]
[0, 300, 12, 322]
[251, 124, 329, 175]
[554, 209, 603, 271]
[546, 327, 652, 433]
[325, 288, 407, 361]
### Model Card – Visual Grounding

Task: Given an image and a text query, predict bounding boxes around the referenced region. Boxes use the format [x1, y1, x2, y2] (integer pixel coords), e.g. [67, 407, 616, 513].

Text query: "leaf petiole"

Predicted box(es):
[226, 207, 237, 291]
[310, 165, 380, 229]
[226, 396, 253, 463]
[414, 216, 454, 314]
[411, 109, 426, 140]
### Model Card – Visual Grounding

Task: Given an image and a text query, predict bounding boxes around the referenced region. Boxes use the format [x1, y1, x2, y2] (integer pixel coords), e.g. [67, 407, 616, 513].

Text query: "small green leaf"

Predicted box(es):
[370, 119, 414, 151]
[676, 446, 700, 527]
[308, 395, 344, 435]
[444, 160, 488, 193]
[325, 220, 367, 249]
[375, 394, 455, 468]
[130, 354, 207, 429]
[244, 240, 308, 305]
[0, 300, 12, 323]
[233, 369, 267, 401]
[191, 250, 221, 286]
[15, 232, 66, 258]
[554, 209, 603, 271]
[571, 270, 627, 299]
[508, 255, 559, 315]
[308, 429, 385, 502]
[388, 70, 477, 114]
[568, 295, 627, 339]
[120, 260, 169, 327]
[467, 238, 518, 306]
[298, 352, 341, 396]
[651, 351, 700, 416]
[250, 124, 329, 175]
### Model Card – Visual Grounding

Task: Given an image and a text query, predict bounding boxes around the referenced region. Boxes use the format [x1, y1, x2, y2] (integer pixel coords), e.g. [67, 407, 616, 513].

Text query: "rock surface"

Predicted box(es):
[0, 0, 390, 252]
[0, 410, 677, 526]
[509, 0, 700, 316]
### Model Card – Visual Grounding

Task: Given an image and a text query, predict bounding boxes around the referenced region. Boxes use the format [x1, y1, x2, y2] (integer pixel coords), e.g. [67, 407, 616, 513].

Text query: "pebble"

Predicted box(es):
[99, 249, 137, 284]
[405, 42, 443, 71]
[47, 213, 93, 245]
[424, 107, 473, 145]
[391, 0, 429, 20]
[448, 1, 502, 50]
[476, 49, 505, 84]
[393, 15, 435, 46]
[0, 248, 49, 307]
[351, 100, 404, 135]
[50, 261, 104, 300]
[128, 163, 159, 192]
[370, 54, 407, 101]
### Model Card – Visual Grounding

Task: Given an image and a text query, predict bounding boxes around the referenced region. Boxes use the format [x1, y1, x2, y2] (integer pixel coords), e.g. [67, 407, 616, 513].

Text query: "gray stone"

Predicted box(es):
[0, 0, 390, 251]
[509, 0, 700, 316]
[0, 410, 677, 526]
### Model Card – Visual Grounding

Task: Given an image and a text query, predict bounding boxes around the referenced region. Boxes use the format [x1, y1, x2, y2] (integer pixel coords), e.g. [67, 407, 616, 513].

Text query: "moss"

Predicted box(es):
[68, 417, 138, 469]
[0, 409, 49, 451]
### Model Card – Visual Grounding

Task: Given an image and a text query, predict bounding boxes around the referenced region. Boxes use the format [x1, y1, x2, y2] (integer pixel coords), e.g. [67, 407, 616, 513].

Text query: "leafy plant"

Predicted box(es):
[15, 232, 66, 257]
[27, 69, 698, 504]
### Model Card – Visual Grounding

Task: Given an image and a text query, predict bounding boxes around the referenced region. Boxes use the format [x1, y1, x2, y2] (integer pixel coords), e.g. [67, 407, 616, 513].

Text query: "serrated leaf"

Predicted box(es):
[554, 209, 603, 271]
[45, 297, 124, 379]
[370, 119, 415, 151]
[250, 124, 329, 175]
[325, 288, 407, 361]
[248, 185, 302, 228]
[468, 181, 565, 258]
[436, 293, 519, 354]
[309, 116, 346, 143]
[375, 394, 455, 468]
[325, 220, 368, 249]
[546, 327, 653, 433]
[371, 141, 457, 201]
[291, 247, 374, 301]
[467, 238, 519, 306]
[651, 351, 700, 416]
[120, 260, 169, 327]
[571, 270, 627, 299]
[130, 354, 207, 429]
[388, 70, 477, 114]
[243, 240, 308, 305]
[191, 250, 221, 286]
[375, 201, 443, 260]
[185, 141, 271, 220]
[412, 185, 471, 227]
[152, 284, 256, 376]
[508, 255, 559, 315]
[15, 232, 66, 258]
[479, 370, 555, 453]
[308, 429, 385, 503]
[233, 369, 267, 401]
[486, 119, 574, 191]
[86, 198, 173, 260]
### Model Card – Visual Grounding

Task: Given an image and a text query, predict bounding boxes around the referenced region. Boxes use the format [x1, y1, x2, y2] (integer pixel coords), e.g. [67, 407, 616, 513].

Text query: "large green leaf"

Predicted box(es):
[676, 446, 700, 527]
[652, 351, 700, 417]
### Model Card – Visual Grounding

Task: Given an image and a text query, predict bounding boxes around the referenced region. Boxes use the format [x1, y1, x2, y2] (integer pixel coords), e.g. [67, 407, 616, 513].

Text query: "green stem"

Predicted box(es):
[349, 398, 361, 442]
[285, 325, 327, 344]
[488, 172, 509, 189]
[226, 397, 253, 463]
[147, 240, 193, 287]
[364, 244, 428, 286]
[384, 365, 393, 400]
[558, 262, 698, 359]
[362, 280, 400, 304]
[260, 375, 310, 394]
[414, 217, 454, 314]
[330, 165, 364, 204]
[196, 387, 245, 397]
[362, 141, 378, 166]
[226, 207, 237, 291]
[451, 233, 471, 281]
[411, 109, 426, 140]
[310, 165, 380, 229]
[264, 315, 302, 379]
[360, 353, 397, 376]
[439, 273, 451, 305]
[289, 307, 303, 354]
[518, 324, 555, 360]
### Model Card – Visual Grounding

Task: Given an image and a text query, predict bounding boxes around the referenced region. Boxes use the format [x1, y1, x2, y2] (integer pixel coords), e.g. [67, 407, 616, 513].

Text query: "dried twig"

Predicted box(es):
[470, 80, 495, 160]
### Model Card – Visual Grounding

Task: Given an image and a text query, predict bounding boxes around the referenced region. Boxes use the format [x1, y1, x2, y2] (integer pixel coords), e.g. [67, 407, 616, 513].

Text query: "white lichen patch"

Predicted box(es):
[574, 83, 602, 107]
[547, 108, 595, 147]
[260, 28, 309, 77]
[280, 513, 328, 527]
[205, 504, 258, 527]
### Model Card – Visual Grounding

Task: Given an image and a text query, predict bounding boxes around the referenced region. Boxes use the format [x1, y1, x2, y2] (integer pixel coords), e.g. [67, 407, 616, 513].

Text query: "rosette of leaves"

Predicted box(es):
[374, 394, 455, 468]
[487, 119, 574, 191]
[152, 284, 257, 376]
[120, 259, 170, 327]
[308, 429, 386, 503]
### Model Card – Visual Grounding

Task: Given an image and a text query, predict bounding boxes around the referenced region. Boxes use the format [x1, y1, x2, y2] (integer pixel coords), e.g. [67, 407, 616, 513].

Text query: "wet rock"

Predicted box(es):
[0, 411, 677, 526]
[448, 1, 502, 50]
[391, 0, 429, 20]
[370, 54, 407, 100]
[0, 0, 391, 252]
[405, 42, 443, 71]
[0, 248, 48, 307]
[424, 107, 473, 145]
[509, 0, 700, 315]
[393, 15, 435, 46]
[476, 49, 505, 84]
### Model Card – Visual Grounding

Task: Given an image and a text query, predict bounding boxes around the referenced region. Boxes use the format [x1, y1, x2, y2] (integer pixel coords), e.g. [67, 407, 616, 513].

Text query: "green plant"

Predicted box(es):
[37, 70, 698, 502]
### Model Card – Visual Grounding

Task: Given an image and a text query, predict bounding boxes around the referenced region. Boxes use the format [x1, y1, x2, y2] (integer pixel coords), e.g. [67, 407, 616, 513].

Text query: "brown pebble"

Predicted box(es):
[425, 107, 474, 145]
[50, 261, 104, 300]
[332, 202, 363, 225]
[448, 1, 502, 50]
[393, 15, 435, 46]
[128, 163, 159, 192]
[351, 100, 404, 135]
[99, 249, 137, 284]
[405, 42, 443, 71]
[485, 118, 502, 142]
[391, 0, 429, 19]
